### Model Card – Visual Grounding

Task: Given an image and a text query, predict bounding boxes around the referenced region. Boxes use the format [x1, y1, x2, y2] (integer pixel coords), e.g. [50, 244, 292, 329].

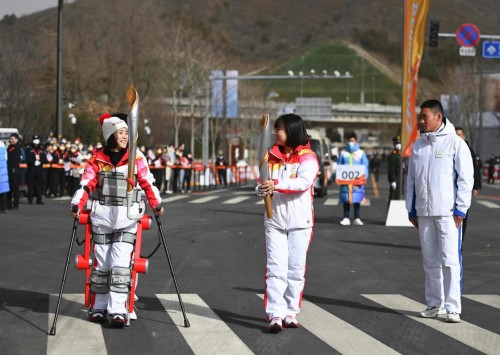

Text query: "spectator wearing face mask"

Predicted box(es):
[338, 132, 369, 226]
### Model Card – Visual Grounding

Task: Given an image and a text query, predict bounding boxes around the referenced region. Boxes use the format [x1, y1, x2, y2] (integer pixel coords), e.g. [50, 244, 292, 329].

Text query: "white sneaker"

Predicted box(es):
[420, 306, 446, 318]
[284, 315, 299, 328]
[353, 218, 364, 225]
[268, 317, 283, 333]
[340, 218, 351, 226]
[446, 312, 460, 323]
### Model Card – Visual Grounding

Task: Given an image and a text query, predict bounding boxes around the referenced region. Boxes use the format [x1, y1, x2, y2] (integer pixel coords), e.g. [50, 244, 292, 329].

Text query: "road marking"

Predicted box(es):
[324, 198, 339, 205]
[255, 199, 264, 205]
[476, 200, 500, 208]
[362, 294, 500, 355]
[257, 294, 398, 355]
[222, 196, 251, 204]
[188, 196, 220, 204]
[464, 294, 500, 309]
[157, 294, 253, 354]
[162, 195, 189, 203]
[48, 294, 106, 355]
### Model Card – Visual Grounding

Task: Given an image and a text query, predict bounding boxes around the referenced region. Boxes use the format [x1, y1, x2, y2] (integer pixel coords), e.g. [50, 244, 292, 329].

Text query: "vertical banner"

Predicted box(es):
[211, 70, 224, 118]
[226, 70, 238, 118]
[401, 0, 429, 157]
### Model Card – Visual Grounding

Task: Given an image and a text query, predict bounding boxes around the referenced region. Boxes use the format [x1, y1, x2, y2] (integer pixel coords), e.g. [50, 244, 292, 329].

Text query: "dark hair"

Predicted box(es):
[106, 134, 119, 149]
[420, 99, 444, 116]
[347, 131, 357, 140]
[455, 126, 464, 132]
[274, 113, 308, 149]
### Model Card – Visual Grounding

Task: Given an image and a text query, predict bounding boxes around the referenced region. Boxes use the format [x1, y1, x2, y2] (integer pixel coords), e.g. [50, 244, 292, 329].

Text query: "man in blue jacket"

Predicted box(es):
[406, 99, 474, 323]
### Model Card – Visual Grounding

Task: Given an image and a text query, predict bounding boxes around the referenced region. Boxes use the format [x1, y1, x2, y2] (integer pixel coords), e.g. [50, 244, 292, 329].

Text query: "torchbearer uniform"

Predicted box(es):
[263, 142, 319, 321]
[406, 118, 473, 315]
[71, 114, 161, 322]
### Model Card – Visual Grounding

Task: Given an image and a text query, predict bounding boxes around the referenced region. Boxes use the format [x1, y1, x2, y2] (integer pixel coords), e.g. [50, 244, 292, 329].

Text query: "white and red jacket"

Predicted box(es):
[71, 148, 161, 229]
[264, 143, 319, 230]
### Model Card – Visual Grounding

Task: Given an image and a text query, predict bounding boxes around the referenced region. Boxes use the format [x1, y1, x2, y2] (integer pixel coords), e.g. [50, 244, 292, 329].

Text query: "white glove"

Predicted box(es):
[34, 160, 41, 167]
[390, 182, 397, 190]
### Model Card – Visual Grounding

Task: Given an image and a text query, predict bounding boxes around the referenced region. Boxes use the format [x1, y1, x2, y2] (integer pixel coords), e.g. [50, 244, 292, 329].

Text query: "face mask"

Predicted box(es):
[348, 142, 356, 148]
[33, 139, 40, 145]
[395, 143, 401, 150]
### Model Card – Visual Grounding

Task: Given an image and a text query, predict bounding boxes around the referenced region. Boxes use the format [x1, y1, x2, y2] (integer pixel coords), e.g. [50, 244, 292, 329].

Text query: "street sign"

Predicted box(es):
[483, 41, 500, 59]
[459, 46, 476, 56]
[456, 23, 480, 47]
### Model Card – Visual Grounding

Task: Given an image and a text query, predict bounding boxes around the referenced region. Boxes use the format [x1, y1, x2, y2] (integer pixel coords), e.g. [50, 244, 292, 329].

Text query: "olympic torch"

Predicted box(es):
[258, 114, 273, 219]
[126, 85, 141, 220]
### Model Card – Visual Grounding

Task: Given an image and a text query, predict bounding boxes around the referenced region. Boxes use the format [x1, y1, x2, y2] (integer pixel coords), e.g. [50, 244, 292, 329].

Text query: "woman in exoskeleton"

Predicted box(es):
[257, 113, 319, 333]
[70, 113, 163, 327]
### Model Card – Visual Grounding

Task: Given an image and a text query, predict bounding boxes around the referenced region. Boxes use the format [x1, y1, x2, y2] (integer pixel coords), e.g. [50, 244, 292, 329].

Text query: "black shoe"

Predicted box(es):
[109, 313, 127, 328]
[36, 201, 44, 205]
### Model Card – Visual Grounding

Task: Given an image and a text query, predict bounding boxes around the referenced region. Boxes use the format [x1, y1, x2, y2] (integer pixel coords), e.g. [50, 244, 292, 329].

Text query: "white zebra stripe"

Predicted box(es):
[222, 196, 251, 204]
[362, 294, 500, 355]
[257, 294, 399, 355]
[47, 294, 107, 355]
[157, 294, 253, 354]
[188, 196, 220, 204]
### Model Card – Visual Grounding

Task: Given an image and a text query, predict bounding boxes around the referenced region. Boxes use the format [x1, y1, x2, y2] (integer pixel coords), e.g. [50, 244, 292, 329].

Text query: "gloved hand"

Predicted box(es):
[34, 160, 41, 167]
[390, 182, 397, 190]
[255, 184, 266, 197]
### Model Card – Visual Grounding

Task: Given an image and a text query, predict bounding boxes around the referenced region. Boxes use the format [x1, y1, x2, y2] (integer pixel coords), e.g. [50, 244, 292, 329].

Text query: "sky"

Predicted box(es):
[0, 0, 72, 19]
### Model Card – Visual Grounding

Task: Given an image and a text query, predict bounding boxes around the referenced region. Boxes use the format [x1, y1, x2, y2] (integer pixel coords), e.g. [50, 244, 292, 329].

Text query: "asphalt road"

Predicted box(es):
[1, 179, 499, 355]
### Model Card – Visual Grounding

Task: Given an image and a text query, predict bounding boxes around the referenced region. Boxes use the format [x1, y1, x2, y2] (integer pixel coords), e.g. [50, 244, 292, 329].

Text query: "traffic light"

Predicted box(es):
[429, 21, 440, 47]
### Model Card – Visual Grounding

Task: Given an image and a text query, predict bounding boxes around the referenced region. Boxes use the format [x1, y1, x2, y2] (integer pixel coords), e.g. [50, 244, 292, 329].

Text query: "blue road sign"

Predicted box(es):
[456, 23, 480, 47]
[483, 41, 500, 59]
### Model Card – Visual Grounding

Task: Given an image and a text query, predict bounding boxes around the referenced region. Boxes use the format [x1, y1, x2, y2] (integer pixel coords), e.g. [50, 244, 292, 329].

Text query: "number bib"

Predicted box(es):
[335, 165, 367, 185]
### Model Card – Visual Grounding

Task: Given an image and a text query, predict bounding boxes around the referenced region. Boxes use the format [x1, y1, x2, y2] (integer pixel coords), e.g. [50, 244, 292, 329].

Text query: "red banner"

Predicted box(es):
[402, 0, 429, 157]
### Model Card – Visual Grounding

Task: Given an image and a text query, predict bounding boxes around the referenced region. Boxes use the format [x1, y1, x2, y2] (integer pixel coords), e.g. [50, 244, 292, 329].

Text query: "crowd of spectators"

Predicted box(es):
[1, 132, 238, 210]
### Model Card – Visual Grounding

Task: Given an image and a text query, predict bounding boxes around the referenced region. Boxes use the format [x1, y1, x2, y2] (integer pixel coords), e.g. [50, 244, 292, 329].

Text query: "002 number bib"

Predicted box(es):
[335, 165, 367, 185]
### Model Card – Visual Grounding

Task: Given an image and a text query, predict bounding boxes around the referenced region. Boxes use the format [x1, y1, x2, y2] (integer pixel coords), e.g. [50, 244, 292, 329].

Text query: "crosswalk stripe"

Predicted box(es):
[223, 196, 251, 204]
[48, 294, 107, 355]
[464, 294, 500, 309]
[188, 196, 220, 204]
[255, 199, 264, 205]
[257, 294, 399, 355]
[362, 294, 500, 354]
[162, 195, 189, 203]
[323, 198, 339, 205]
[476, 200, 500, 208]
[157, 294, 253, 354]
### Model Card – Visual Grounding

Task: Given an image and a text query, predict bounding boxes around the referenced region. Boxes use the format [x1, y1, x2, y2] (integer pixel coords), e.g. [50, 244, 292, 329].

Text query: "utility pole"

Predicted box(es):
[56, 0, 64, 138]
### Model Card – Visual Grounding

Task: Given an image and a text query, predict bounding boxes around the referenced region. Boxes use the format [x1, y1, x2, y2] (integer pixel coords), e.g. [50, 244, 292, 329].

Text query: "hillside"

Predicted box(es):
[1, 0, 499, 141]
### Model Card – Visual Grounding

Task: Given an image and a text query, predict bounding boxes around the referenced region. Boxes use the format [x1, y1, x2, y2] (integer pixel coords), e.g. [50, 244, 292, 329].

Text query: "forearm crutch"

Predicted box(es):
[49, 208, 79, 336]
[155, 212, 190, 327]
